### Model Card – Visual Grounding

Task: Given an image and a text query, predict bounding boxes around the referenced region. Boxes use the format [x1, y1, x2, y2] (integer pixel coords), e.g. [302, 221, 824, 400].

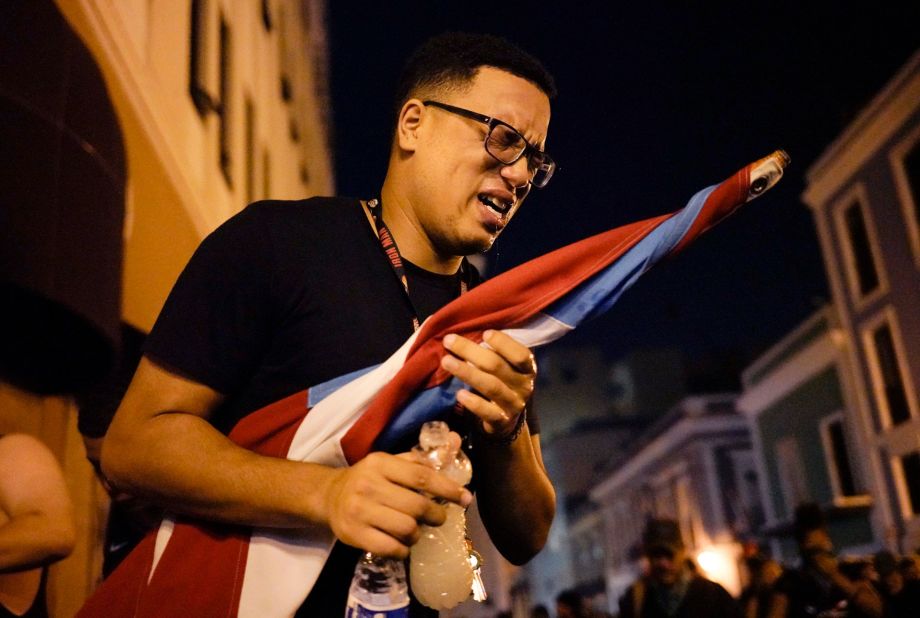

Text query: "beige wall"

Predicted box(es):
[4, 2, 335, 612]
[58, 0, 335, 329]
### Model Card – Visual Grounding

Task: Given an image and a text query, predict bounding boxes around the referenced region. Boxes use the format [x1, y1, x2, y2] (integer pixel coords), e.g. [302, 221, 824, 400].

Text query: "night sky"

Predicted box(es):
[327, 2, 920, 382]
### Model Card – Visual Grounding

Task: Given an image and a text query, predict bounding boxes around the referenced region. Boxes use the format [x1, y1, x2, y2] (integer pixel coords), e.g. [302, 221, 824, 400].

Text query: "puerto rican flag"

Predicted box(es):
[78, 151, 788, 617]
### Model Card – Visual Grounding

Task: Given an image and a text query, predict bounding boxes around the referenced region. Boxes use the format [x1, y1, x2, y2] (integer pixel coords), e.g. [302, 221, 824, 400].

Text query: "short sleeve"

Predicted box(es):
[144, 204, 276, 394]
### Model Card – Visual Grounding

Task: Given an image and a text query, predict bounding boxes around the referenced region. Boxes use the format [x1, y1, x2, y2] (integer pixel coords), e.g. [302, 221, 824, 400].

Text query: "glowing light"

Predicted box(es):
[696, 550, 723, 573]
[695, 545, 741, 596]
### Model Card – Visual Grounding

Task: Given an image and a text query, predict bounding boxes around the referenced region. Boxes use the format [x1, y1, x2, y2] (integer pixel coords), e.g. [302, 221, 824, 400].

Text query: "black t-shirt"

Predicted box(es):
[144, 196, 535, 615]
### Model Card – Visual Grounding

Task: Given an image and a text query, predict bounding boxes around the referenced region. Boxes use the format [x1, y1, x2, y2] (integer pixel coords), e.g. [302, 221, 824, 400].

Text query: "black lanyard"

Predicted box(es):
[365, 198, 468, 331]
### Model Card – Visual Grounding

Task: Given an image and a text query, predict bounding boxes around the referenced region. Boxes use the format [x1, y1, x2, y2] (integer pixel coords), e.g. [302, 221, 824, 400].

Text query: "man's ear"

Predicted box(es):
[396, 99, 425, 152]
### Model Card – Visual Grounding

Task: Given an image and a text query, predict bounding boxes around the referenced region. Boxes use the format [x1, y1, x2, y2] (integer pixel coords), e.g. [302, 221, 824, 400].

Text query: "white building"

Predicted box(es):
[591, 394, 757, 610]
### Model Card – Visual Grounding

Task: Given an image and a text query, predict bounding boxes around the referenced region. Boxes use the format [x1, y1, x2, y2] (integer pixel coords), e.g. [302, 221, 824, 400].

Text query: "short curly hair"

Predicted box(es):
[393, 32, 556, 119]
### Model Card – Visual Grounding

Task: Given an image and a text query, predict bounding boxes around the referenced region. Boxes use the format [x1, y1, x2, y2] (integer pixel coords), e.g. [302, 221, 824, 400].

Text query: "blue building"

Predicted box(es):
[737, 307, 876, 560]
[802, 49, 920, 553]
[739, 49, 920, 562]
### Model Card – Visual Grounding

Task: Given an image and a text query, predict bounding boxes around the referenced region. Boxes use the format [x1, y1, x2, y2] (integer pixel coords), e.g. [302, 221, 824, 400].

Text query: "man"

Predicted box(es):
[556, 589, 590, 618]
[97, 33, 557, 615]
[872, 550, 920, 618]
[740, 553, 783, 618]
[0, 433, 76, 618]
[767, 503, 882, 618]
[618, 518, 741, 618]
[899, 554, 920, 583]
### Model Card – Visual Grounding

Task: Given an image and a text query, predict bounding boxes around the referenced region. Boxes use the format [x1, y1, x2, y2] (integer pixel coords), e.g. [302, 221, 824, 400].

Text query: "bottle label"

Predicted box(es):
[345, 602, 409, 618]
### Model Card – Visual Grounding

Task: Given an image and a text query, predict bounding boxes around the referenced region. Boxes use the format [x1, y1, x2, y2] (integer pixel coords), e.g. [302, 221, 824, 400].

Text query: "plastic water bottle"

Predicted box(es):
[344, 552, 409, 617]
[409, 421, 475, 609]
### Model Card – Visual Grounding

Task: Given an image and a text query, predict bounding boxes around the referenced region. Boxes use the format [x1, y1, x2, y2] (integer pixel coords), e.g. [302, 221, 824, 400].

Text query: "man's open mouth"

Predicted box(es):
[478, 193, 512, 217]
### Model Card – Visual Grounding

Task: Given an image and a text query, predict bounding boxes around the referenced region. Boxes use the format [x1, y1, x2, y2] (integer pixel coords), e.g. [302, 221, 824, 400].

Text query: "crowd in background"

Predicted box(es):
[516, 507, 920, 618]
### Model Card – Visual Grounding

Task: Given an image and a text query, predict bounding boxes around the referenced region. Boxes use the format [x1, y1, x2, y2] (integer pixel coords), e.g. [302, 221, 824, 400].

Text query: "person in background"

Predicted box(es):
[618, 518, 741, 618]
[740, 553, 784, 618]
[556, 589, 590, 618]
[767, 503, 882, 618]
[530, 603, 550, 618]
[898, 554, 919, 583]
[873, 550, 920, 618]
[0, 433, 76, 618]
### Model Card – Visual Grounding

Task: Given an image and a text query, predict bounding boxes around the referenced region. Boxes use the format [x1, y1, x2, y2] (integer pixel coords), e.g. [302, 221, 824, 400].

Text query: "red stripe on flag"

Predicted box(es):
[78, 390, 312, 616]
[341, 216, 664, 463]
[228, 389, 311, 454]
[671, 166, 748, 256]
[341, 158, 761, 464]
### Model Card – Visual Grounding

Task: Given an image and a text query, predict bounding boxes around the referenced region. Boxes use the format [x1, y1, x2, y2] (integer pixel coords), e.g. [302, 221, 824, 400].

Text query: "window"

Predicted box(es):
[188, 0, 218, 115]
[218, 15, 232, 186]
[654, 478, 677, 520]
[870, 322, 911, 426]
[775, 437, 809, 518]
[729, 449, 765, 530]
[893, 130, 920, 266]
[261, 0, 273, 31]
[897, 452, 920, 516]
[245, 97, 255, 204]
[675, 475, 698, 549]
[843, 200, 879, 297]
[278, 7, 292, 102]
[905, 140, 920, 239]
[262, 149, 271, 199]
[820, 414, 861, 500]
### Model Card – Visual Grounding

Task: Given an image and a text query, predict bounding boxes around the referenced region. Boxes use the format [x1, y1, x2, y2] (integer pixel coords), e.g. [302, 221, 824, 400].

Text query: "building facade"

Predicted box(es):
[737, 307, 876, 561]
[58, 0, 335, 333]
[1, 1, 333, 613]
[802, 49, 920, 553]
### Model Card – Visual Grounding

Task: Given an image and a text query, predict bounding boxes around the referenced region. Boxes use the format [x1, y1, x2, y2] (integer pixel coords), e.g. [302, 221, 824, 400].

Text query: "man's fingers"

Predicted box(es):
[379, 454, 471, 508]
[442, 355, 518, 404]
[372, 480, 449, 527]
[326, 452, 471, 556]
[443, 334, 504, 373]
[370, 505, 425, 547]
[456, 389, 512, 426]
[482, 330, 537, 375]
[345, 525, 410, 559]
[442, 332, 534, 396]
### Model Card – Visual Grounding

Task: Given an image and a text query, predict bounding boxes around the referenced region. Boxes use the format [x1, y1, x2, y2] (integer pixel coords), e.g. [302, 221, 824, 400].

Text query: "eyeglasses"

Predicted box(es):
[422, 100, 556, 188]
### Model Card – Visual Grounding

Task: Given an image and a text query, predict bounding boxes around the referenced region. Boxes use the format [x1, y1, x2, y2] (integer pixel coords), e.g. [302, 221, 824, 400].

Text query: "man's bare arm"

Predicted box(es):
[0, 434, 75, 573]
[102, 357, 472, 558]
[471, 428, 555, 564]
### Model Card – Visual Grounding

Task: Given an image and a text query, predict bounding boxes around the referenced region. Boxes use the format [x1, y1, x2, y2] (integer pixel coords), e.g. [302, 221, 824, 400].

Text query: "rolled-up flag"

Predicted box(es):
[78, 151, 788, 617]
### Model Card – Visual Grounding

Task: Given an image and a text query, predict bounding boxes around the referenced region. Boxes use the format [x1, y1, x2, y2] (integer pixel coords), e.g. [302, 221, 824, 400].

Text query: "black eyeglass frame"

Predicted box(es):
[422, 100, 556, 188]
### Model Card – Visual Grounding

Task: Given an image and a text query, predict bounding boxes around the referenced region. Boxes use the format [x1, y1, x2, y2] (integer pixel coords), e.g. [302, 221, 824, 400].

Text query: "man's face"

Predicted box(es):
[555, 602, 579, 618]
[882, 571, 904, 595]
[646, 545, 686, 587]
[406, 67, 551, 258]
[800, 528, 838, 575]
